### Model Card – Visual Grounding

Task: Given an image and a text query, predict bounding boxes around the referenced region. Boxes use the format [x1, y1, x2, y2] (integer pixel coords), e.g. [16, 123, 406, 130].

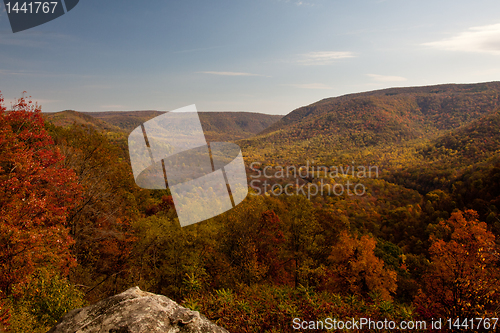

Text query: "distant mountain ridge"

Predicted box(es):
[43, 110, 125, 133]
[43, 81, 500, 169]
[44, 110, 282, 142]
[79, 110, 164, 132]
[263, 81, 500, 134]
[240, 81, 500, 164]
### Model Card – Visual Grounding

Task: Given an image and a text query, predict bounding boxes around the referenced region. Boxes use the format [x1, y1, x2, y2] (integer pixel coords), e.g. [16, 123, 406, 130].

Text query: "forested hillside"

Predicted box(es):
[44, 110, 282, 142]
[44, 110, 126, 133]
[240, 82, 500, 164]
[2, 84, 500, 332]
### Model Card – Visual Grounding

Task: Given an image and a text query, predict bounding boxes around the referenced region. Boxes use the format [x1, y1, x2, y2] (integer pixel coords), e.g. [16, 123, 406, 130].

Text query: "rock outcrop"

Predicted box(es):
[48, 286, 229, 333]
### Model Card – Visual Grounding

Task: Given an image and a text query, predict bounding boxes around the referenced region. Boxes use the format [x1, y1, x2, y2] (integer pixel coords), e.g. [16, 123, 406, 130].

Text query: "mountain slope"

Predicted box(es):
[79, 111, 164, 132]
[198, 112, 283, 141]
[44, 110, 125, 133]
[261, 82, 500, 135]
[44, 110, 282, 142]
[386, 107, 500, 193]
[421, 107, 500, 162]
[240, 82, 500, 164]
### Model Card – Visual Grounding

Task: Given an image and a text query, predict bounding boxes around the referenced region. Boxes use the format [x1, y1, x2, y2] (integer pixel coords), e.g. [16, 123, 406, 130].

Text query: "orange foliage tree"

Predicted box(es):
[415, 210, 500, 318]
[325, 231, 397, 301]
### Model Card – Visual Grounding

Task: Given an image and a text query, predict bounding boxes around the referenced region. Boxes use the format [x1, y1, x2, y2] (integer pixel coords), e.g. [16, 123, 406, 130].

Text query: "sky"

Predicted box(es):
[1, 0, 500, 114]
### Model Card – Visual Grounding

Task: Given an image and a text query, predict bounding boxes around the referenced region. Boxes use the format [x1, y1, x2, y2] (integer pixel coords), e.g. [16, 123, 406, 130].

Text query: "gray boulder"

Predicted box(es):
[47, 286, 229, 333]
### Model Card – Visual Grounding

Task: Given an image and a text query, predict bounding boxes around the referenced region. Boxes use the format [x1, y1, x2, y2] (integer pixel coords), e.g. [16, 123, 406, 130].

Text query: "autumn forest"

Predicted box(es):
[2, 81, 500, 332]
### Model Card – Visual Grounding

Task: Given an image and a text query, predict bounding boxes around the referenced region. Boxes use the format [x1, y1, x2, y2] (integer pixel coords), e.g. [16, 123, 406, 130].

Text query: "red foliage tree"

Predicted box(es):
[0, 93, 81, 296]
[254, 210, 288, 283]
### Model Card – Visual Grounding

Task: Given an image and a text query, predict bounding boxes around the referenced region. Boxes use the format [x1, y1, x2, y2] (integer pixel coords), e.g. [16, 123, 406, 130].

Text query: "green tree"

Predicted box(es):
[7, 268, 86, 333]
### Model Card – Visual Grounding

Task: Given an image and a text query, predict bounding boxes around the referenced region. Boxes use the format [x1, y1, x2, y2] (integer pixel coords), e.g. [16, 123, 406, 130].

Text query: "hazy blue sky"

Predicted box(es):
[1, 0, 500, 114]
